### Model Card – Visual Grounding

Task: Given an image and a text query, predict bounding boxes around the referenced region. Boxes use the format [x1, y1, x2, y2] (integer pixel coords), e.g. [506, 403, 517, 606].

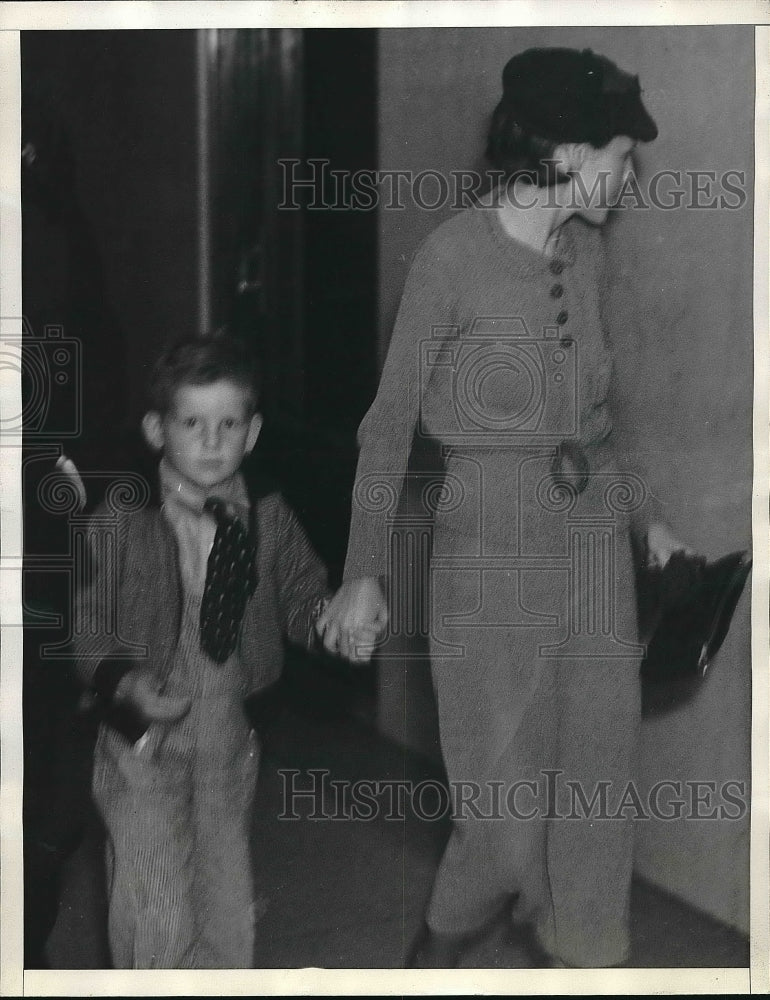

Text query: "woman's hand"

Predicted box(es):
[646, 522, 695, 569]
[317, 577, 388, 663]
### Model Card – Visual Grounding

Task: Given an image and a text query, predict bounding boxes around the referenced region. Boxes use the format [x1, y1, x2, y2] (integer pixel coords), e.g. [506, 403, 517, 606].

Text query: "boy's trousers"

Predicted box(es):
[92, 595, 261, 969]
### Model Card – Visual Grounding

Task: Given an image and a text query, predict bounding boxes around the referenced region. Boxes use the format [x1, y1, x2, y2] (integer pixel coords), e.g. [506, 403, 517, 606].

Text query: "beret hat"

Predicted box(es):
[500, 47, 658, 145]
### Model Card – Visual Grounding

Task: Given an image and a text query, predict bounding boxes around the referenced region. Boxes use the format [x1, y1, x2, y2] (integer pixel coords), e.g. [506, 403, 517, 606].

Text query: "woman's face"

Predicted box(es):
[571, 135, 637, 225]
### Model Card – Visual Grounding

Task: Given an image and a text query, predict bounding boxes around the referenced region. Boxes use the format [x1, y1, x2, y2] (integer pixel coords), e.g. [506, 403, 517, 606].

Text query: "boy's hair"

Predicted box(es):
[147, 332, 261, 415]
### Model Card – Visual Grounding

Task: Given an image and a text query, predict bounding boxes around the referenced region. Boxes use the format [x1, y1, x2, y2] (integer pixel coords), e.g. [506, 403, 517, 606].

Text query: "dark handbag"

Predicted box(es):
[635, 546, 751, 689]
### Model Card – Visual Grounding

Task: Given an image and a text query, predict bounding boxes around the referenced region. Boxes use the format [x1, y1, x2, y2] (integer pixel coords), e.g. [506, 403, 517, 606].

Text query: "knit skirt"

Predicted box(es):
[423, 445, 642, 967]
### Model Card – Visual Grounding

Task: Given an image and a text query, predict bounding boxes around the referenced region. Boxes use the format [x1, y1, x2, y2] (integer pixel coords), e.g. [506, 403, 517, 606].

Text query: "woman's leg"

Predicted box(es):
[424, 571, 558, 939]
[538, 656, 640, 968]
[537, 516, 642, 968]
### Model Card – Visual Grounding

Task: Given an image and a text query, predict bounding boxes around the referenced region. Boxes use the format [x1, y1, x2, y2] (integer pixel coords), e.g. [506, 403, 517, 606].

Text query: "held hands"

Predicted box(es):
[646, 522, 695, 569]
[314, 526, 692, 663]
[113, 670, 192, 725]
[317, 577, 388, 664]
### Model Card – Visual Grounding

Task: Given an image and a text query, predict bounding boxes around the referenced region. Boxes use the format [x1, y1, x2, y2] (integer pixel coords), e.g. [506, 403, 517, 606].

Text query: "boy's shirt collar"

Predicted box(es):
[158, 457, 249, 521]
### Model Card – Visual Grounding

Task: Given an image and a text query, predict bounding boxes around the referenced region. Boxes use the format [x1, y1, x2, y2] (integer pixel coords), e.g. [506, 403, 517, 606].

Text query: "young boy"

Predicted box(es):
[73, 334, 361, 969]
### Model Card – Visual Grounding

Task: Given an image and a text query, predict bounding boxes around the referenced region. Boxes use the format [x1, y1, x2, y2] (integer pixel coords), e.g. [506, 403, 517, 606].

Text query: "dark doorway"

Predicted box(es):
[205, 28, 378, 582]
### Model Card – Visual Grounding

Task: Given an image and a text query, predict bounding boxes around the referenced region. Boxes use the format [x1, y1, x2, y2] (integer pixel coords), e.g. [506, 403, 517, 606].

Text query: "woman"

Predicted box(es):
[319, 47, 686, 968]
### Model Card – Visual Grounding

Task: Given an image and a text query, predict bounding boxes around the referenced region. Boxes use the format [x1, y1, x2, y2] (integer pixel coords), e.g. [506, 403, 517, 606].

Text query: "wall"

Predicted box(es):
[377, 25, 754, 931]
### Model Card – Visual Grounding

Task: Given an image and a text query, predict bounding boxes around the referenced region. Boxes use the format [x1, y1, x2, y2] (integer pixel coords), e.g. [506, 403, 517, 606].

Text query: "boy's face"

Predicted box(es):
[143, 379, 262, 493]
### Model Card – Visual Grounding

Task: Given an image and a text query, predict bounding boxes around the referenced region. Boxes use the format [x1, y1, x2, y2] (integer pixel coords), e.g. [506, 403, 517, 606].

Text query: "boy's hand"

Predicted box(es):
[113, 670, 191, 724]
[317, 577, 388, 664]
[340, 624, 386, 664]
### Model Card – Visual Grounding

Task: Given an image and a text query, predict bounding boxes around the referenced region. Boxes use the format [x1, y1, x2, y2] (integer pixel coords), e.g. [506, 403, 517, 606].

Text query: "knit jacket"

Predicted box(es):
[72, 467, 328, 736]
[344, 206, 662, 581]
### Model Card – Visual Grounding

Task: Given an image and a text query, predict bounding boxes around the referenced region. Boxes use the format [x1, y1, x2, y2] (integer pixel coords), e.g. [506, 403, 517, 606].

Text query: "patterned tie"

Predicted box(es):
[199, 497, 258, 662]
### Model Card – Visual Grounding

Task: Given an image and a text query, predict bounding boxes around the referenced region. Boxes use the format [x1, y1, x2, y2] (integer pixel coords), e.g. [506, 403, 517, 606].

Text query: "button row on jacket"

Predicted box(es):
[549, 259, 568, 325]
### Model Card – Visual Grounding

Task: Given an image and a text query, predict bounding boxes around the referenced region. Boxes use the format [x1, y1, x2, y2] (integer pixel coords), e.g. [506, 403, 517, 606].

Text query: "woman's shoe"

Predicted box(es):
[511, 919, 569, 968]
[514, 921, 626, 968]
[405, 922, 473, 968]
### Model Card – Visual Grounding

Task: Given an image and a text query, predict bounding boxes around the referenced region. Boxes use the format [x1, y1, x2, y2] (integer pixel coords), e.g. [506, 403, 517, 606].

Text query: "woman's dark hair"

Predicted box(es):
[147, 330, 261, 415]
[485, 100, 610, 188]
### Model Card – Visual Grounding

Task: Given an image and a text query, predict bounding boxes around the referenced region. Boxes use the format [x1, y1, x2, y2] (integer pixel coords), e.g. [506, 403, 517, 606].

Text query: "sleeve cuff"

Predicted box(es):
[92, 658, 135, 701]
[91, 659, 149, 743]
[101, 699, 150, 744]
